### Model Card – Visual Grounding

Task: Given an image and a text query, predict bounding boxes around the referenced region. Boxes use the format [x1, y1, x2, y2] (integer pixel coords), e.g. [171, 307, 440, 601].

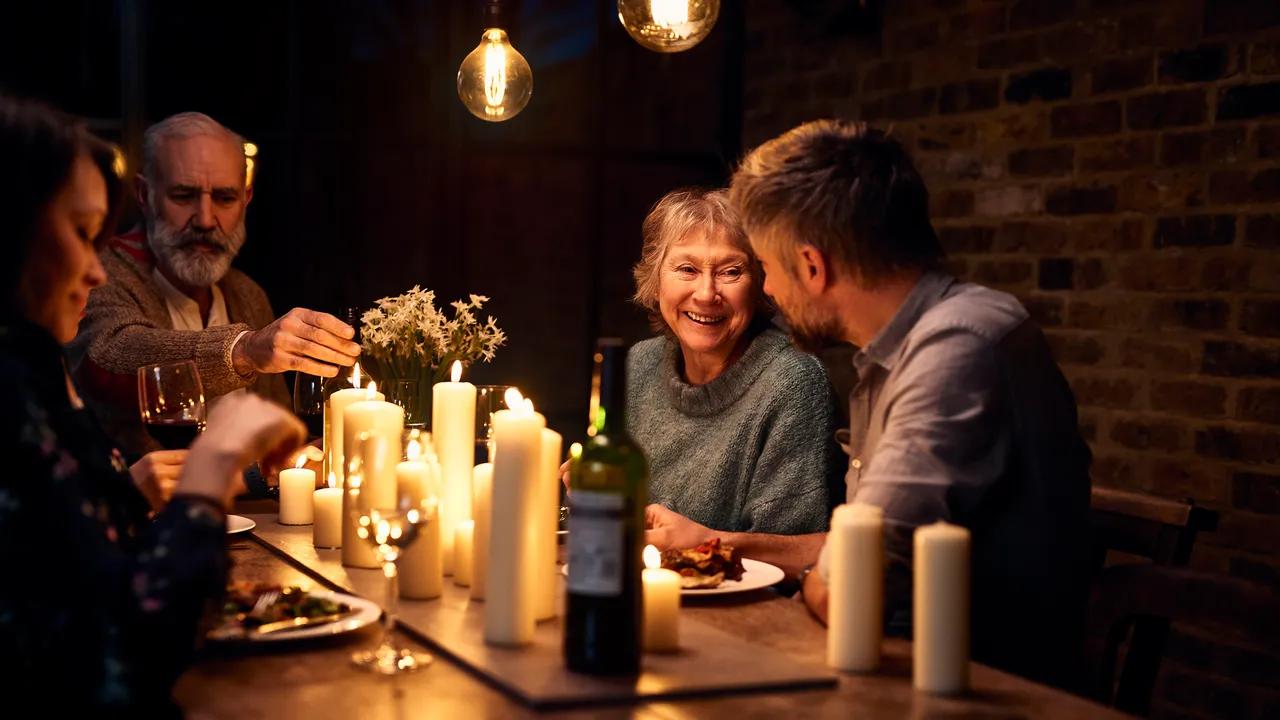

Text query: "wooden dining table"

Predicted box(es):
[175, 510, 1126, 719]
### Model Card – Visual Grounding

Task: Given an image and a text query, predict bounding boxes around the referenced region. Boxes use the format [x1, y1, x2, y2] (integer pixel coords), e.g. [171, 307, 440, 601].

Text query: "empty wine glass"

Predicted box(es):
[293, 372, 325, 440]
[138, 360, 206, 450]
[347, 432, 434, 674]
[474, 384, 511, 463]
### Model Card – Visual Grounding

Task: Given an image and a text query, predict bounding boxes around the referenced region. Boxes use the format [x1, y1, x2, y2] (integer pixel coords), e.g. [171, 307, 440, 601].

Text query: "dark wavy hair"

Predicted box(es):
[1, 96, 124, 320]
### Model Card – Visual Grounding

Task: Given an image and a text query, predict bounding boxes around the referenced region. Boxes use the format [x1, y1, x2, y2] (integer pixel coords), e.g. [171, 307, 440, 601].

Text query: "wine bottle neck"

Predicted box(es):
[594, 341, 627, 435]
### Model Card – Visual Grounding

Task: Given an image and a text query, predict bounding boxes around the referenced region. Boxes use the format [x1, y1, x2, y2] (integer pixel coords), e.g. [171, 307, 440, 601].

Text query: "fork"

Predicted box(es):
[248, 590, 281, 622]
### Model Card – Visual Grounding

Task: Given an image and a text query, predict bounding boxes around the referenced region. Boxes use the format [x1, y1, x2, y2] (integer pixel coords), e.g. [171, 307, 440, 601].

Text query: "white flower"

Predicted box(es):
[360, 286, 506, 377]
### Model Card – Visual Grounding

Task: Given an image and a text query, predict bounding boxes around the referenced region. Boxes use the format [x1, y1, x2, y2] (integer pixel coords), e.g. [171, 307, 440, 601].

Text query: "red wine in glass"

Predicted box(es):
[138, 360, 207, 450]
[146, 418, 205, 450]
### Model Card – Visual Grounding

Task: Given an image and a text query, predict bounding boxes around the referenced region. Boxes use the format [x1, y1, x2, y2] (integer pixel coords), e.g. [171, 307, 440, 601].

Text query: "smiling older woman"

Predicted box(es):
[628, 188, 839, 542]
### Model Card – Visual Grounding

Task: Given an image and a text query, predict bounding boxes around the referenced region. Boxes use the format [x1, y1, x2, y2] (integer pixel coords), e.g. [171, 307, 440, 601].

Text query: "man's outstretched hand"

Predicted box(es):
[232, 308, 360, 378]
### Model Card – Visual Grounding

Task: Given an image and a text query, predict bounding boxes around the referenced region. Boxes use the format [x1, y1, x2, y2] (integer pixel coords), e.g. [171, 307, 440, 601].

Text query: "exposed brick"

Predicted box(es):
[1159, 44, 1233, 83]
[889, 20, 941, 54]
[1045, 332, 1105, 365]
[1161, 128, 1248, 166]
[932, 188, 975, 218]
[1111, 418, 1185, 452]
[1210, 168, 1280, 203]
[1092, 452, 1144, 491]
[1151, 299, 1230, 330]
[1118, 9, 1201, 51]
[938, 225, 995, 254]
[1206, 0, 1280, 35]
[1050, 101, 1122, 138]
[1071, 375, 1141, 409]
[1233, 471, 1280, 514]
[1118, 255, 1199, 291]
[1069, 298, 1148, 330]
[1247, 256, 1280, 292]
[970, 259, 1033, 286]
[862, 60, 913, 93]
[1046, 184, 1118, 215]
[1038, 257, 1073, 290]
[948, 5, 1006, 38]
[1244, 214, 1280, 249]
[977, 35, 1041, 70]
[1023, 296, 1064, 327]
[1119, 171, 1205, 211]
[1201, 256, 1251, 291]
[1149, 458, 1229, 505]
[1079, 136, 1156, 172]
[1127, 89, 1207, 130]
[1121, 337, 1195, 373]
[1258, 124, 1280, 158]
[1008, 0, 1073, 30]
[1152, 380, 1228, 417]
[979, 108, 1050, 144]
[995, 221, 1070, 253]
[1075, 258, 1109, 289]
[1042, 22, 1120, 64]
[1218, 82, 1280, 121]
[1252, 41, 1280, 76]
[939, 79, 1000, 115]
[1242, 300, 1280, 338]
[1203, 341, 1280, 378]
[1072, 218, 1146, 252]
[1196, 426, 1280, 464]
[1239, 387, 1280, 424]
[974, 185, 1043, 216]
[1005, 67, 1072, 104]
[1008, 145, 1074, 177]
[1091, 54, 1153, 95]
[1153, 215, 1236, 248]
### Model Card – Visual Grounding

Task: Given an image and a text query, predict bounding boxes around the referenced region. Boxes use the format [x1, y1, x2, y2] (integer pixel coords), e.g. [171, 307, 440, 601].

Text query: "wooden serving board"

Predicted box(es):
[246, 516, 837, 710]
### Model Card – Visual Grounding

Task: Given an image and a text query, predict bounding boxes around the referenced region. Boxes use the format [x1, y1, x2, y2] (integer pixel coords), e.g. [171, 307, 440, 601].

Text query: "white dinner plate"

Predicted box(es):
[226, 514, 256, 535]
[560, 557, 786, 596]
[208, 590, 381, 643]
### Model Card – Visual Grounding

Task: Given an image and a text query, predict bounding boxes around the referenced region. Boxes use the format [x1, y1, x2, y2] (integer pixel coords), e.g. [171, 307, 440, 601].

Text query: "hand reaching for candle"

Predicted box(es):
[231, 308, 361, 378]
[180, 394, 307, 509]
[130, 450, 187, 512]
[645, 504, 716, 551]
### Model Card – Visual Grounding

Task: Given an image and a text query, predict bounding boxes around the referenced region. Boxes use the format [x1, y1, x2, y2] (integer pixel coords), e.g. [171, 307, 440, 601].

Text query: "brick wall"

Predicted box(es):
[743, 1, 1279, 717]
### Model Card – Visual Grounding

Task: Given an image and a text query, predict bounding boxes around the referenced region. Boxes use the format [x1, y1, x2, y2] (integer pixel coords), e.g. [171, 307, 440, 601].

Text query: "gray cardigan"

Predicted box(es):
[626, 328, 838, 535]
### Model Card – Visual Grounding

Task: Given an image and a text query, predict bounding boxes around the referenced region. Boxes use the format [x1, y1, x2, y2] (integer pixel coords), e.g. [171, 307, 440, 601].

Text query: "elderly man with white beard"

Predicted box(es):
[69, 112, 359, 471]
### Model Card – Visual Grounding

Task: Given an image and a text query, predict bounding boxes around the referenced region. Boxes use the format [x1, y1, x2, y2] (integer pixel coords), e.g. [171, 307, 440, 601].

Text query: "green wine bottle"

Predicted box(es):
[563, 338, 647, 675]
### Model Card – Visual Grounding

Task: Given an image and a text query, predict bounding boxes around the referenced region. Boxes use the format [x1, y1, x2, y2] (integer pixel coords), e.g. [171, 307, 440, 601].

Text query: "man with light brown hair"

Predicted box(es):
[648, 119, 1092, 688]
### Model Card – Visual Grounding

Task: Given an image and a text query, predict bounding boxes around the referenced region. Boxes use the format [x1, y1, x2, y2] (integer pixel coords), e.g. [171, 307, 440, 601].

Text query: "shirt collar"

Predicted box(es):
[854, 271, 955, 373]
[151, 268, 227, 329]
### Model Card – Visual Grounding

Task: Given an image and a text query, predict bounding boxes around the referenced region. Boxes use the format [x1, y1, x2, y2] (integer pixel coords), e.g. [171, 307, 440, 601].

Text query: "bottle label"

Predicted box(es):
[567, 489, 625, 597]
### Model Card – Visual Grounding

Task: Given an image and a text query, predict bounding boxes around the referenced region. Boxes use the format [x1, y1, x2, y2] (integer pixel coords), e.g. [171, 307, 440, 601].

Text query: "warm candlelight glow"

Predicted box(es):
[504, 387, 524, 409]
[327, 472, 337, 489]
[644, 543, 662, 570]
[650, 0, 689, 28]
[366, 380, 378, 399]
[294, 454, 308, 469]
[351, 362, 363, 388]
[451, 359, 463, 383]
[406, 438, 422, 462]
[569, 442, 582, 460]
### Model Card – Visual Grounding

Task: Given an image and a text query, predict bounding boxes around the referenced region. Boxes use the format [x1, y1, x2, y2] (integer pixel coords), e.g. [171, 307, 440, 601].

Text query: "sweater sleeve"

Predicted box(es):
[741, 355, 838, 535]
[70, 260, 254, 401]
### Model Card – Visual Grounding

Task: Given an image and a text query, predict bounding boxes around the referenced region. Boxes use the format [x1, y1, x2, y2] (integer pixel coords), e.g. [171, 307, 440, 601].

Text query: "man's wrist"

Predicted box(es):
[230, 330, 255, 378]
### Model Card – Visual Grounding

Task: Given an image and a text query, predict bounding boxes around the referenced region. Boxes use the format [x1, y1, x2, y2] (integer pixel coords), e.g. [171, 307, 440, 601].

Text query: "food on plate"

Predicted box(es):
[660, 538, 745, 590]
[212, 582, 351, 637]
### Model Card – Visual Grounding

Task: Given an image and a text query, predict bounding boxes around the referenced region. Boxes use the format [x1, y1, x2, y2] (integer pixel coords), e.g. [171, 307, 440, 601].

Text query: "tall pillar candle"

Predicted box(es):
[313, 473, 342, 548]
[278, 458, 316, 525]
[483, 391, 544, 646]
[827, 503, 884, 672]
[400, 498, 443, 600]
[642, 544, 680, 652]
[432, 361, 476, 575]
[341, 388, 403, 568]
[453, 520, 474, 587]
[470, 463, 493, 600]
[324, 366, 373, 488]
[913, 521, 971, 694]
[535, 427, 563, 621]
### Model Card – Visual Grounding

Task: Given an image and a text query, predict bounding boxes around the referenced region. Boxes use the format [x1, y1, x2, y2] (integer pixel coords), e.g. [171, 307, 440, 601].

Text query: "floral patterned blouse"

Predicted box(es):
[0, 321, 229, 714]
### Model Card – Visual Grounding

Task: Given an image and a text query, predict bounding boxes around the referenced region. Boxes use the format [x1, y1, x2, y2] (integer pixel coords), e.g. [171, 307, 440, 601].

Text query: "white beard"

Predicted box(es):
[146, 213, 247, 288]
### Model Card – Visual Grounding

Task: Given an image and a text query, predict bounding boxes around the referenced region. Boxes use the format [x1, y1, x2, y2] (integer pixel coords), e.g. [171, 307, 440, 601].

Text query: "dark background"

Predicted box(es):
[0, 0, 745, 439]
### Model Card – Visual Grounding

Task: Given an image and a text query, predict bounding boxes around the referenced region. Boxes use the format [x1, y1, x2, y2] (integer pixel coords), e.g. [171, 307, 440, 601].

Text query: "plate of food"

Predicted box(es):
[560, 538, 786, 596]
[207, 583, 381, 642]
[226, 514, 256, 535]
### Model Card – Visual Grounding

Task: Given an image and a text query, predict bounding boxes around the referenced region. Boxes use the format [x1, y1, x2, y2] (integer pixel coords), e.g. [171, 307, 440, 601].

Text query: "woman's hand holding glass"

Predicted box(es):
[129, 450, 187, 511]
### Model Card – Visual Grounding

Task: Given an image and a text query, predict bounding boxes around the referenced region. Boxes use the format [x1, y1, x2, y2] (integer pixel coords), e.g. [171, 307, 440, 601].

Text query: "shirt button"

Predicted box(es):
[851, 458, 862, 470]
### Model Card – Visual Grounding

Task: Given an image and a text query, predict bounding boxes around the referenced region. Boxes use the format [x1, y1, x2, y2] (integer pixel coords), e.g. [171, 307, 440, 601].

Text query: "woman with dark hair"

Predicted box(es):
[0, 96, 306, 713]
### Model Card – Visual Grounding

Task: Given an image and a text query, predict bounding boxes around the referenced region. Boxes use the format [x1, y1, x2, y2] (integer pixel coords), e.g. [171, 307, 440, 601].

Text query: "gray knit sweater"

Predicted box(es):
[626, 328, 838, 535]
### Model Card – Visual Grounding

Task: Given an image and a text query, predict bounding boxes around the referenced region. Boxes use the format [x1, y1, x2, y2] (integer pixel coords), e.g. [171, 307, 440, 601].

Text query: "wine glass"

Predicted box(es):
[384, 378, 423, 428]
[347, 432, 434, 674]
[138, 360, 206, 449]
[474, 384, 511, 464]
[292, 372, 325, 440]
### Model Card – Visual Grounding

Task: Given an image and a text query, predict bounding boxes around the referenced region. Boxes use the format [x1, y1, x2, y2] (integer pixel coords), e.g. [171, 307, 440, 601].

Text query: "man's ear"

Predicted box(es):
[795, 244, 831, 294]
[134, 174, 150, 213]
[244, 182, 254, 207]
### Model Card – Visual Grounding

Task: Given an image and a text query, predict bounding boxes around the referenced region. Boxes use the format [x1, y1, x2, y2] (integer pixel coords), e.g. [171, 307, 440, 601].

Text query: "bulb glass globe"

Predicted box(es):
[456, 28, 532, 122]
[617, 0, 719, 53]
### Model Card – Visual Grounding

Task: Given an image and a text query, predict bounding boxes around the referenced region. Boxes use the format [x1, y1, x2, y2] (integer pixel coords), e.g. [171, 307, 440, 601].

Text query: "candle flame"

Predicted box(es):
[504, 387, 524, 409]
[451, 360, 463, 383]
[644, 544, 662, 570]
[366, 380, 378, 399]
[569, 442, 583, 459]
[522, 398, 535, 413]
[351, 362, 363, 388]
[294, 454, 308, 469]
[406, 438, 422, 462]
[327, 472, 337, 489]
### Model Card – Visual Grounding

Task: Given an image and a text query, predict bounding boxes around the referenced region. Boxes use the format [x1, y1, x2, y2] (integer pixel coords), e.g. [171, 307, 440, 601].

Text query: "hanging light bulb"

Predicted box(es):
[617, 0, 719, 53]
[456, 1, 532, 122]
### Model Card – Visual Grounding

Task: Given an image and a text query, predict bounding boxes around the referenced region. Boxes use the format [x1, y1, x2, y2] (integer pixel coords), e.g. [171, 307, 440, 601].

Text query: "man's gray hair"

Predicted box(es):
[141, 112, 245, 184]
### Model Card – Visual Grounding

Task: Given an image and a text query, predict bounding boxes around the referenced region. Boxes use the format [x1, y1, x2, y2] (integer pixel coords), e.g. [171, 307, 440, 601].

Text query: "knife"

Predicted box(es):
[252, 608, 357, 636]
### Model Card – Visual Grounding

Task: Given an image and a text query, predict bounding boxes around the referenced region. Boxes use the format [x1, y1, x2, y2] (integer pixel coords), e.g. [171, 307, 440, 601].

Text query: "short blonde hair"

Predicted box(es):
[631, 188, 769, 333]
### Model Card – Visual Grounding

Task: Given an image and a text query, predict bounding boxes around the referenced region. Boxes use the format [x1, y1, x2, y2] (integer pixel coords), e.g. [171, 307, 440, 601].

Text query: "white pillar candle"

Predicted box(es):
[400, 497, 443, 600]
[483, 389, 544, 647]
[278, 459, 316, 525]
[432, 361, 476, 576]
[827, 503, 884, 672]
[313, 473, 342, 548]
[341, 385, 404, 569]
[642, 544, 680, 652]
[470, 463, 493, 600]
[323, 362, 374, 487]
[913, 521, 971, 694]
[534, 427, 562, 621]
[454, 519, 475, 587]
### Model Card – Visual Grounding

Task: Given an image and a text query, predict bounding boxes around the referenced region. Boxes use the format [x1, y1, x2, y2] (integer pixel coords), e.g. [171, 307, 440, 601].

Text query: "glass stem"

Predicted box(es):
[382, 555, 398, 650]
